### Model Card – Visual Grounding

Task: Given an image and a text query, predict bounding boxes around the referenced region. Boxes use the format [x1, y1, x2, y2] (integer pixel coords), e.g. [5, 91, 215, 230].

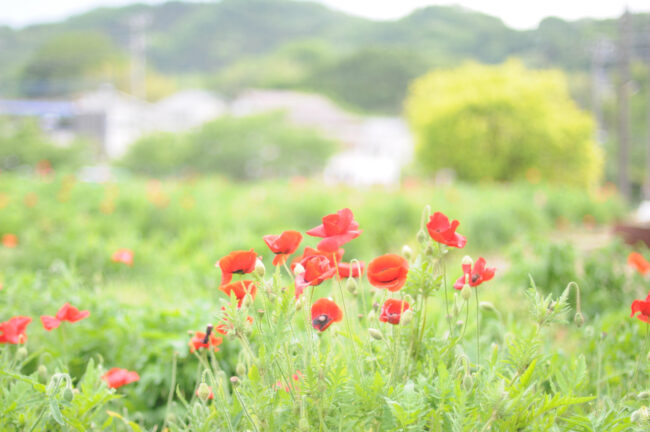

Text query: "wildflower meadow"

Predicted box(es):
[2, 173, 650, 431]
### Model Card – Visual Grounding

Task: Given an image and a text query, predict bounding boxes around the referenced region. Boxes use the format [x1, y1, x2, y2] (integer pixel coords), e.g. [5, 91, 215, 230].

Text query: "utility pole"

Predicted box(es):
[129, 13, 150, 100]
[591, 39, 615, 144]
[617, 9, 631, 199]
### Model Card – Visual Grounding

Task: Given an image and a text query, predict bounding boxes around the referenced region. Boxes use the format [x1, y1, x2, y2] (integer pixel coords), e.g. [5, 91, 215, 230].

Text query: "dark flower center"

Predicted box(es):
[312, 314, 332, 331]
[471, 273, 480, 283]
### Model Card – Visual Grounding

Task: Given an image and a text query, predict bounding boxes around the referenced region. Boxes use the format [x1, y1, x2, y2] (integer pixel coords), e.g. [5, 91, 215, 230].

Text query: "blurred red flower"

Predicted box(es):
[628, 252, 650, 275]
[306, 208, 361, 252]
[264, 231, 302, 266]
[112, 249, 134, 266]
[367, 254, 409, 292]
[102, 368, 140, 389]
[336, 261, 365, 279]
[294, 255, 336, 298]
[189, 329, 223, 352]
[426, 212, 467, 249]
[311, 298, 343, 331]
[219, 280, 257, 307]
[631, 294, 650, 323]
[453, 257, 496, 290]
[217, 249, 257, 285]
[274, 370, 303, 392]
[196, 386, 215, 400]
[2, 234, 18, 248]
[0, 316, 32, 344]
[379, 299, 410, 325]
[291, 246, 344, 270]
[41, 303, 90, 331]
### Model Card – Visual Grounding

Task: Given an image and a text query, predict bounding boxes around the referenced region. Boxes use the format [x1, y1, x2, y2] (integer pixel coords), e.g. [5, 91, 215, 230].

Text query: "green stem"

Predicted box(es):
[233, 385, 260, 432]
[438, 243, 452, 337]
[474, 288, 481, 365]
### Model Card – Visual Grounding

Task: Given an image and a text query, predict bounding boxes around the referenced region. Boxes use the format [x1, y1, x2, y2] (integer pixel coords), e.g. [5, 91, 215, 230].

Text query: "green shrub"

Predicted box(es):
[119, 113, 337, 179]
[405, 60, 602, 187]
[0, 117, 89, 171]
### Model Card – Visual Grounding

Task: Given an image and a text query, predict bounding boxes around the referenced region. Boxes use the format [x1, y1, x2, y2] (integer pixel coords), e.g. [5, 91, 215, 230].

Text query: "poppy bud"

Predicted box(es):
[236, 363, 246, 377]
[462, 374, 473, 391]
[416, 229, 428, 245]
[368, 328, 384, 340]
[456, 320, 464, 329]
[63, 387, 74, 402]
[638, 391, 650, 399]
[38, 365, 48, 383]
[461, 284, 472, 301]
[257, 309, 265, 317]
[345, 277, 358, 295]
[479, 301, 497, 313]
[401, 245, 413, 260]
[197, 382, 211, 401]
[400, 309, 414, 325]
[293, 263, 305, 275]
[255, 259, 265, 277]
[295, 297, 304, 311]
[16, 347, 28, 360]
[631, 406, 650, 423]
[424, 244, 435, 257]
[574, 312, 584, 327]
[242, 294, 254, 308]
[367, 310, 376, 322]
[230, 376, 240, 386]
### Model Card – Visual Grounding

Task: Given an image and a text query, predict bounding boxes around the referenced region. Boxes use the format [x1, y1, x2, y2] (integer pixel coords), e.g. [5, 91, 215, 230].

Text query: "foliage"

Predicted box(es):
[406, 60, 603, 187]
[118, 113, 337, 179]
[0, 117, 89, 171]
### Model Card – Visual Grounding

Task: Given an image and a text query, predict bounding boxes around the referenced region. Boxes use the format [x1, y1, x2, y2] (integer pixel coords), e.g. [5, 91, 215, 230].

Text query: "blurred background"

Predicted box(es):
[0, 0, 648, 194]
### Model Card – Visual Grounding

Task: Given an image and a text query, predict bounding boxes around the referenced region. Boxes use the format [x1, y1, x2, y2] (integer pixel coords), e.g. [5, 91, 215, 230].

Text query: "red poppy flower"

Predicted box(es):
[215, 307, 254, 335]
[631, 293, 650, 323]
[629, 252, 650, 275]
[0, 316, 32, 344]
[379, 299, 410, 325]
[102, 368, 140, 389]
[217, 249, 257, 285]
[219, 280, 257, 307]
[310, 298, 343, 331]
[112, 249, 133, 266]
[189, 330, 223, 352]
[2, 234, 18, 248]
[336, 261, 365, 279]
[291, 247, 344, 270]
[263, 231, 303, 266]
[306, 208, 362, 252]
[41, 303, 90, 331]
[294, 255, 336, 298]
[426, 212, 467, 249]
[453, 257, 496, 290]
[367, 254, 409, 292]
[36, 159, 53, 177]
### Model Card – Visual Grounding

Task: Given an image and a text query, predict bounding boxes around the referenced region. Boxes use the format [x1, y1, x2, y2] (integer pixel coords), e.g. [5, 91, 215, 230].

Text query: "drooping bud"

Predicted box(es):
[230, 376, 240, 386]
[236, 363, 246, 377]
[424, 244, 435, 257]
[400, 309, 414, 325]
[254, 259, 265, 277]
[38, 365, 48, 383]
[367, 310, 376, 322]
[574, 312, 584, 327]
[63, 387, 74, 402]
[401, 245, 413, 261]
[368, 328, 384, 341]
[16, 347, 28, 360]
[293, 263, 305, 275]
[461, 284, 472, 301]
[479, 301, 497, 313]
[345, 277, 358, 295]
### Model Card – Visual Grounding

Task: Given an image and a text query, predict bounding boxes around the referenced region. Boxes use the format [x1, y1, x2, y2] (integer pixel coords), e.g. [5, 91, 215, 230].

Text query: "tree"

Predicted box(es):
[405, 60, 602, 187]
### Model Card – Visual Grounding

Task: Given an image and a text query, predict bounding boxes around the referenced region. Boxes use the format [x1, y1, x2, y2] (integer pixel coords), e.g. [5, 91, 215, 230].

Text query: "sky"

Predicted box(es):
[0, 0, 648, 30]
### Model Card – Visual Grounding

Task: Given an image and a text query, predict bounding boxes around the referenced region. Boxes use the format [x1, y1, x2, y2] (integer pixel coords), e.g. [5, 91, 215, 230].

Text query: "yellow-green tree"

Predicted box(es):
[405, 60, 602, 187]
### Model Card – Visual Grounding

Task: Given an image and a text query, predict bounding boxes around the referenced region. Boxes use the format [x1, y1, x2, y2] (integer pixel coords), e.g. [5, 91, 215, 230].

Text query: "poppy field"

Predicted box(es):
[4, 173, 650, 431]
